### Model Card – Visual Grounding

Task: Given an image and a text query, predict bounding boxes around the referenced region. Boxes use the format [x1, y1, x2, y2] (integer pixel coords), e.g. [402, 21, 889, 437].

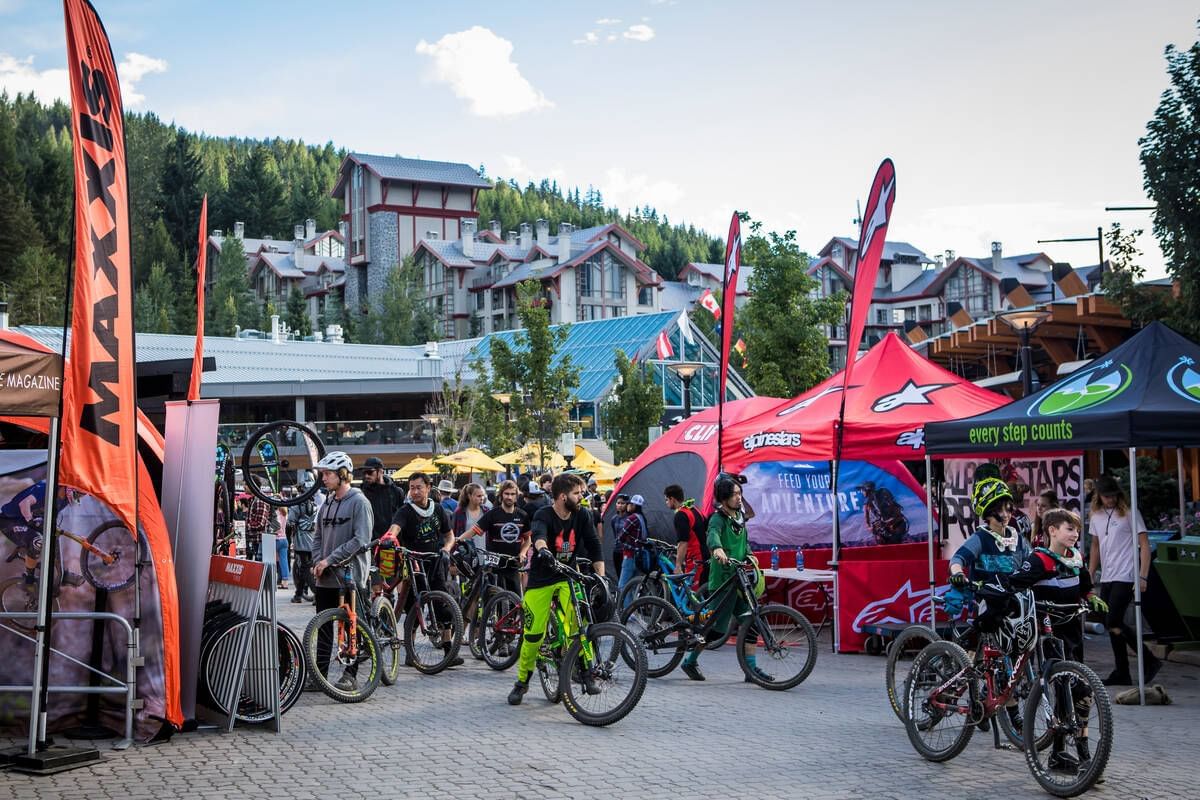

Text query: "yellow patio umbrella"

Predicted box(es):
[571, 445, 608, 471]
[391, 456, 437, 480]
[434, 447, 506, 474]
[494, 442, 567, 469]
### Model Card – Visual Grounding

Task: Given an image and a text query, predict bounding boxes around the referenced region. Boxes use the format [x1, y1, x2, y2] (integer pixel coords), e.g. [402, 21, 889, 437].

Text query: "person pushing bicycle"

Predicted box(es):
[507, 472, 605, 706]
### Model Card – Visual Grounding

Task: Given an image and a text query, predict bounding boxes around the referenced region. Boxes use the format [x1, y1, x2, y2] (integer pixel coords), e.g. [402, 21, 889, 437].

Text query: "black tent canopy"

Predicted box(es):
[926, 322, 1200, 454]
[925, 321, 1200, 704]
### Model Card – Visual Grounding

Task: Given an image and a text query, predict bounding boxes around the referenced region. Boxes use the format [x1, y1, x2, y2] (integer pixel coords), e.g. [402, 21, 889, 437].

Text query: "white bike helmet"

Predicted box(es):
[315, 451, 353, 473]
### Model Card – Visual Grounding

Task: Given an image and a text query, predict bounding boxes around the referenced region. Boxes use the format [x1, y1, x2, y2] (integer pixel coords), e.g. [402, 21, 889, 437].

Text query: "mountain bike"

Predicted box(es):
[529, 557, 647, 726]
[615, 538, 678, 608]
[622, 556, 818, 689]
[1, 518, 145, 633]
[884, 596, 974, 721]
[450, 541, 521, 661]
[903, 584, 1112, 797]
[302, 538, 399, 702]
[381, 545, 464, 674]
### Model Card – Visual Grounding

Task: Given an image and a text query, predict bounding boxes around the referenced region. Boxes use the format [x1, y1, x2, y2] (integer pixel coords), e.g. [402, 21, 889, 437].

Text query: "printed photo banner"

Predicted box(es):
[942, 455, 1085, 542]
[741, 459, 928, 549]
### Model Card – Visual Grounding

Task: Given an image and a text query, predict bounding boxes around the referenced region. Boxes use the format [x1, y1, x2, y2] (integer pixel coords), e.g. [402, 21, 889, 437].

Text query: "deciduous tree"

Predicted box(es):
[601, 350, 664, 463]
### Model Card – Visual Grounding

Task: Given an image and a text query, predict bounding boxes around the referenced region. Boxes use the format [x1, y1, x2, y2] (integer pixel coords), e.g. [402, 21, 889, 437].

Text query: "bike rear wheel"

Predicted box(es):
[1022, 660, 1112, 798]
[538, 614, 562, 703]
[886, 625, 941, 720]
[617, 574, 666, 609]
[481, 590, 522, 671]
[81, 520, 142, 592]
[621, 596, 686, 678]
[561, 622, 648, 726]
[736, 603, 817, 690]
[303, 607, 382, 703]
[371, 596, 402, 686]
[903, 640, 975, 762]
[241, 420, 324, 506]
[403, 590, 464, 675]
[0, 576, 58, 634]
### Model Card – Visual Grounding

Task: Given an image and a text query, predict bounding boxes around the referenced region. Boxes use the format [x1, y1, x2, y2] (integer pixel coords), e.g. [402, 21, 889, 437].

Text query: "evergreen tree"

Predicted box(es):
[9, 245, 65, 326]
[362, 257, 439, 344]
[134, 262, 176, 333]
[208, 236, 256, 335]
[285, 286, 311, 336]
[226, 145, 288, 238]
[160, 130, 204, 263]
[601, 350, 664, 463]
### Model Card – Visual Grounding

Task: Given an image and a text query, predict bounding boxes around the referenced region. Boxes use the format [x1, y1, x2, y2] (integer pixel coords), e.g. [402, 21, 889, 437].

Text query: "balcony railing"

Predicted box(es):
[217, 419, 434, 450]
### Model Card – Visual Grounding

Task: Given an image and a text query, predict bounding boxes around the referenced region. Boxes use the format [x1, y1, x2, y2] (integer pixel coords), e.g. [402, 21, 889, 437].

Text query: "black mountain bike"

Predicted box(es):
[450, 541, 522, 662]
[622, 556, 818, 689]
[380, 544, 464, 674]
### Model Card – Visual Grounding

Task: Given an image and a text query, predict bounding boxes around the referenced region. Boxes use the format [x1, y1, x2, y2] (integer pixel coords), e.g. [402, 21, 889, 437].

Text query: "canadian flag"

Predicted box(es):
[656, 329, 674, 359]
[698, 288, 721, 320]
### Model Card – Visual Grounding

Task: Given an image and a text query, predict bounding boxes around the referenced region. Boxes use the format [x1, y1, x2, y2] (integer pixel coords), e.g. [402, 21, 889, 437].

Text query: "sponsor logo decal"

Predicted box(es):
[852, 580, 948, 632]
[1166, 356, 1200, 404]
[1031, 358, 1132, 416]
[741, 431, 803, 453]
[871, 380, 951, 412]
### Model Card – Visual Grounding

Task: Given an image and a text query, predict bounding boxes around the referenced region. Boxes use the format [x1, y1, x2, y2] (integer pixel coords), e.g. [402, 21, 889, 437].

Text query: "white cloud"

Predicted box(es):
[0, 53, 68, 103]
[600, 167, 684, 215]
[607, 34, 618, 42]
[415, 26, 552, 117]
[573, 31, 599, 46]
[595, 17, 621, 25]
[117, 52, 167, 106]
[0, 51, 165, 108]
[623, 24, 655, 42]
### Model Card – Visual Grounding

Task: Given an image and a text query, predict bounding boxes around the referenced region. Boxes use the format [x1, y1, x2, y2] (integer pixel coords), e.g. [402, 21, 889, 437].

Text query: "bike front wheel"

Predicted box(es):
[480, 590, 523, 671]
[403, 590, 464, 675]
[616, 574, 666, 609]
[1022, 660, 1112, 798]
[736, 603, 817, 690]
[0, 576, 57, 633]
[903, 640, 975, 762]
[302, 607, 382, 703]
[620, 596, 686, 678]
[371, 595, 402, 686]
[561, 622, 648, 726]
[886, 625, 941, 721]
[82, 520, 143, 592]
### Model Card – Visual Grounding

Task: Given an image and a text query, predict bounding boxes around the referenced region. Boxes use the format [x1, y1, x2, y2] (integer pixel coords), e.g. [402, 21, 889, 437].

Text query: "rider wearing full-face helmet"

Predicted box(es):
[949, 477, 1032, 591]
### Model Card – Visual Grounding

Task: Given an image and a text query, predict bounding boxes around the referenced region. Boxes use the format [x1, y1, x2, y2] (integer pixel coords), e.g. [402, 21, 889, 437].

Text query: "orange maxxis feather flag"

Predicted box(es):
[188, 194, 207, 401]
[61, 0, 138, 541]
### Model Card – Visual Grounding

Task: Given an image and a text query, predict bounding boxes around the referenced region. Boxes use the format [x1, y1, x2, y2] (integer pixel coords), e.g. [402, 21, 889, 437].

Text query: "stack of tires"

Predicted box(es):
[198, 599, 306, 724]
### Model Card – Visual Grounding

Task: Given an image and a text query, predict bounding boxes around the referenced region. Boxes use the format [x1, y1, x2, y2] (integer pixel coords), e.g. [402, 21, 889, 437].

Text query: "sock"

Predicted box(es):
[745, 655, 757, 669]
[682, 650, 698, 667]
[443, 642, 451, 654]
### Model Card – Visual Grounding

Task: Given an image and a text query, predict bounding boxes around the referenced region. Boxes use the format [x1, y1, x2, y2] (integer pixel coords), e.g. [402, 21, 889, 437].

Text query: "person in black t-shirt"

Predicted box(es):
[507, 473, 605, 705]
[458, 479, 529, 594]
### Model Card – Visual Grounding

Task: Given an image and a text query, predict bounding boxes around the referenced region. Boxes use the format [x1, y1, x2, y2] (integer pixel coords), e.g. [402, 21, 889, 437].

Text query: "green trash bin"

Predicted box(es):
[1154, 536, 1200, 645]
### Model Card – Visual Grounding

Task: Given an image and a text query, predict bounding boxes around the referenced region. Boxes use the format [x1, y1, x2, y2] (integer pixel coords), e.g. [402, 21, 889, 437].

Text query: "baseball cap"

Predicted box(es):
[528, 484, 545, 496]
[364, 457, 385, 470]
[629, 494, 645, 507]
[616, 493, 629, 501]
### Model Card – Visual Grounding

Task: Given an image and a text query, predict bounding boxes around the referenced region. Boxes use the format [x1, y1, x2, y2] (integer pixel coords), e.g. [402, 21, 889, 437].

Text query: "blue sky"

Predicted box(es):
[2, 0, 1196, 275]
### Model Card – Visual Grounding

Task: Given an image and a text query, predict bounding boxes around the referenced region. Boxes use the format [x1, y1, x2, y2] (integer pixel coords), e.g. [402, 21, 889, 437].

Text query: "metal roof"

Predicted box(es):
[467, 312, 681, 403]
[681, 262, 755, 294]
[349, 152, 490, 188]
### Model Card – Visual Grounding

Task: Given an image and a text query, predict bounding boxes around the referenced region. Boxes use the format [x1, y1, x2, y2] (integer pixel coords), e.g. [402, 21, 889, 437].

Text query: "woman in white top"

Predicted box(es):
[1087, 475, 1162, 685]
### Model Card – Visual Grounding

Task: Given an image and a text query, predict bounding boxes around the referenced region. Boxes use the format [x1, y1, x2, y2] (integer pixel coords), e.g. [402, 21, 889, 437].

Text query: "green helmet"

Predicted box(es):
[971, 477, 1013, 519]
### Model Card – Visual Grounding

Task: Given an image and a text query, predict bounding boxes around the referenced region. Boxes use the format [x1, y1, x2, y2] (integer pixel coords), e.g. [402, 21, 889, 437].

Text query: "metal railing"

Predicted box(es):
[218, 419, 434, 449]
[0, 611, 138, 749]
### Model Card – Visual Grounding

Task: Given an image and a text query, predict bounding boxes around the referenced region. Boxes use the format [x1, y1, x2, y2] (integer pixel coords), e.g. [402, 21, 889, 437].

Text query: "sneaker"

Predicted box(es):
[290, 596, 304, 604]
[507, 679, 529, 705]
[680, 662, 705, 682]
[1102, 671, 1133, 686]
[61, 571, 85, 588]
[744, 665, 774, 684]
[1047, 749, 1081, 773]
[333, 675, 358, 692]
[447, 656, 465, 667]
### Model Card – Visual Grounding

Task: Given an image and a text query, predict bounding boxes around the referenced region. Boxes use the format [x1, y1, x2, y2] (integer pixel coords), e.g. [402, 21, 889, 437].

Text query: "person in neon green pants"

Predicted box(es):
[508, 473, 605, 705]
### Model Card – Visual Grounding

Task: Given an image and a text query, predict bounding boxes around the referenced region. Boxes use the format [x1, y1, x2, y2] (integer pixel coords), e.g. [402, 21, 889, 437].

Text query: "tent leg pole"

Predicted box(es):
[1129, 447, 1145, 706]
[830, 460, 840, 654]
[29, 416, 62, 756]
[926, 454, 936, 633]
[1178, 448, 1187, 539]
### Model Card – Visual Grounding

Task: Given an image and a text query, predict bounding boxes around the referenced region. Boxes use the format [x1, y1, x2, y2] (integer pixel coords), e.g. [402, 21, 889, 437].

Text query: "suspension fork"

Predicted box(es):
[341, 588, 359, 658]
[60, 529, 118, 565]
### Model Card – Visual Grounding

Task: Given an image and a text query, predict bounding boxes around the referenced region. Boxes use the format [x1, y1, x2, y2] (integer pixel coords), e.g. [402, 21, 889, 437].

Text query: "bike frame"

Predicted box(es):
[538, 563, 601, 672]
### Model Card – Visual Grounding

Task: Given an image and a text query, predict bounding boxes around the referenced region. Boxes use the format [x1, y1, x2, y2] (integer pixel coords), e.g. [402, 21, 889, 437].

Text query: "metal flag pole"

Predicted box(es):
[1129, 447, 1145, 706]
[28, 416, 63, 756]
[925, 453, 937, 631]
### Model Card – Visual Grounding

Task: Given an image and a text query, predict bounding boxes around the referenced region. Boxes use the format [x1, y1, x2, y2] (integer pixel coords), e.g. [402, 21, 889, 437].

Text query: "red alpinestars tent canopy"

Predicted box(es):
[721, 332, 1010, 468]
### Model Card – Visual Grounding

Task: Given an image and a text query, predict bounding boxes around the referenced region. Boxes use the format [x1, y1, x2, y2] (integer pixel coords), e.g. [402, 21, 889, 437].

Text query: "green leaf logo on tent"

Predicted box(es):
[1166, 357, 1200, 404]
[1031, 359, 1132, 416]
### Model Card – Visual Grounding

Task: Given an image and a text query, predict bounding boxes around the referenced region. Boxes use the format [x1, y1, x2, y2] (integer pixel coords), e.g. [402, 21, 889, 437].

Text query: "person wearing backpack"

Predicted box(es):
[360, 457, 405, 538]
[288, 493, 317, 603]
[616, 494, 649, 608]
[665, 484, 709, 590]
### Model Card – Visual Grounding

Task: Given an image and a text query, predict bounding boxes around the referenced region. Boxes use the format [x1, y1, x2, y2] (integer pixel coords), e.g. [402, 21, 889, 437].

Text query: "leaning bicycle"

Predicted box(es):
[380, 544, 464, 674]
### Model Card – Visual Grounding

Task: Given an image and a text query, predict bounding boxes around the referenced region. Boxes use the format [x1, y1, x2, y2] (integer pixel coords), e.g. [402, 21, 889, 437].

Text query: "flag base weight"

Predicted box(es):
[0, 744, 102, 775]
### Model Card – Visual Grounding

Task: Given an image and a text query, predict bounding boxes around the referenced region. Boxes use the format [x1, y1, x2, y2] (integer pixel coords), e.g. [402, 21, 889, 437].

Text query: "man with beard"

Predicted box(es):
[507, 473, 605, 705]
[457, 479, 528, 594]
[359, 457, 404, 539]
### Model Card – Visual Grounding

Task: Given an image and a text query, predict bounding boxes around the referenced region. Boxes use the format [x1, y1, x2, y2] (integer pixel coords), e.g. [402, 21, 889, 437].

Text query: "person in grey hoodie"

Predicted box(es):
[310, 451, 374, 689]
[287, 490, 317, 603]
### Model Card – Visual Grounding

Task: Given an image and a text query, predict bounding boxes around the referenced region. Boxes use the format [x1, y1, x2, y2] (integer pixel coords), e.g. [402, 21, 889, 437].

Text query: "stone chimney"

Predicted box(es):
[506, 231, 518, 246]
[991, 241, 1002, 272]
[461, 218, 476, 259]
[944, 249, 955, 266]
[305, 218, 316, 240]
[489, 219, 502, 238]
[233, 221, 244, 240]
[293, 224, 305, 253]
[519, 222, 533, 251]
[558, 222, 573, 263]
[212, 229, 223, 241]
[418, 340, 443, 378]
[535, 218, 549, 250]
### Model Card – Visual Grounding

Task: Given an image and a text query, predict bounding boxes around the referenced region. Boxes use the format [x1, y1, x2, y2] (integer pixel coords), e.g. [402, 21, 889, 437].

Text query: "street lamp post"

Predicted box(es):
[667, 361, 705, 421]
[421, 413, 444, 456]
[997, 310, 1052, 397]
[559, 431, 576, 470]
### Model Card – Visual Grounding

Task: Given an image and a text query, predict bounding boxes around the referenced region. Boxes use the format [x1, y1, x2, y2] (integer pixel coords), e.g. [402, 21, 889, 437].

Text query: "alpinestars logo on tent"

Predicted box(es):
[871, 381, 950, 412]
[1166, 356, 1200, 404]
[896, 428, 925, 450]
[742, 431, 802, 453]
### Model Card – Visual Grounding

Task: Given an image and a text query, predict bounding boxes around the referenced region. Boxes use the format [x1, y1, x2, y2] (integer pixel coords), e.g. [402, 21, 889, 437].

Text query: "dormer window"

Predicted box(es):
[687, 271, 702, 287]
[832, 243, 844, 264]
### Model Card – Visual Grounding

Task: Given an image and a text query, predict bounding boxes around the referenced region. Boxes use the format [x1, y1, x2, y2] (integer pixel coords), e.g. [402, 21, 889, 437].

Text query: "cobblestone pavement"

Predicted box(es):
[3, 589, 1197, 800]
